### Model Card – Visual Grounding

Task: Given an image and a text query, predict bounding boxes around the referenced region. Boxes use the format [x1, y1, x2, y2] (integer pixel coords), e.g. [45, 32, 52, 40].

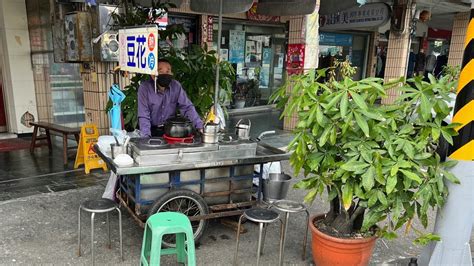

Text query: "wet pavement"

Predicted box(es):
[0, 144, 108, 201]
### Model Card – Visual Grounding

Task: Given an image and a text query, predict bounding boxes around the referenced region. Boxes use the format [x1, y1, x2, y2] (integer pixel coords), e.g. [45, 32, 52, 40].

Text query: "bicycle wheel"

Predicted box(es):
[148, 189, 209, 247]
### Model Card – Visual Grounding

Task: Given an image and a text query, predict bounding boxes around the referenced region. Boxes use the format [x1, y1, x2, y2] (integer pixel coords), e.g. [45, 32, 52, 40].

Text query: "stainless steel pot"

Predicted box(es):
[202, 132, 219, 144]
[235, 119, 251, 140]
[262, 173, 291, 202]
[204, 122, 219, 134]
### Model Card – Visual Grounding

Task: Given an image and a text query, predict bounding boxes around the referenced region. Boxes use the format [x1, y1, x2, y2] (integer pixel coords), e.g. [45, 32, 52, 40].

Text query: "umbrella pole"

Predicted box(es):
[213, 0, 223, 114]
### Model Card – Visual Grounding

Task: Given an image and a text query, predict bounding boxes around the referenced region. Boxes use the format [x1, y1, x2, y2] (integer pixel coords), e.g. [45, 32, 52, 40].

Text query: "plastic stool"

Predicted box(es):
[78, 198, 123, 266]
[234, 208, 283, 266]
[272, 199, 309, 265]
[140, 212, 196, 266]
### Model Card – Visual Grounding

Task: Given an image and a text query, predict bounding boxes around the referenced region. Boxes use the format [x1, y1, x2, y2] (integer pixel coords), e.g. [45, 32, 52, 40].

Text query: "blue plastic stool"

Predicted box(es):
[140, 212, 196, 266]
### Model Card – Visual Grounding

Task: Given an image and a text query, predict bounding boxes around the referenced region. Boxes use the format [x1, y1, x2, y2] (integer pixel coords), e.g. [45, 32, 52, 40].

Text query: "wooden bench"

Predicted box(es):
[29, 122, 81, 166]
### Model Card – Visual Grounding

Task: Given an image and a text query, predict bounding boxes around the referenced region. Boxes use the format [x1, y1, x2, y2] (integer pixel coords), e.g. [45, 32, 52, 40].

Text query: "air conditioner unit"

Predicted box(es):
[98, 31, 119, 61]
[92, 5, 121, 61]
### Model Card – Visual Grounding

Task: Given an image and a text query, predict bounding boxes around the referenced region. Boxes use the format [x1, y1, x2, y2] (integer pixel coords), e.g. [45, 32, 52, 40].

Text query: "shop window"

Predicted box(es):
[26, 0, 85, 127]
[159, 14, 198, 52]
[213, 21, 286, 109]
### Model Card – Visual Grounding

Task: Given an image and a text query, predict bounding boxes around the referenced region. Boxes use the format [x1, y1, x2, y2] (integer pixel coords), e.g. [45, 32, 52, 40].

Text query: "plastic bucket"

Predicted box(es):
[263, 173, 291, 202]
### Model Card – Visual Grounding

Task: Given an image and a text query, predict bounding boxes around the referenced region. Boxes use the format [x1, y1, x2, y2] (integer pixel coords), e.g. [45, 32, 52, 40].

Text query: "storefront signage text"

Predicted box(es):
[119, 27, 159, 75]
[207, 16, 213, 42]
[320, 32, 353, 47]
[320, 3, 391, 30]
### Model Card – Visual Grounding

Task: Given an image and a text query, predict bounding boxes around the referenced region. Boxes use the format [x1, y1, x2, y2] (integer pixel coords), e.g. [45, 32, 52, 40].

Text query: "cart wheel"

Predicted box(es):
[148, 189, 209, 247]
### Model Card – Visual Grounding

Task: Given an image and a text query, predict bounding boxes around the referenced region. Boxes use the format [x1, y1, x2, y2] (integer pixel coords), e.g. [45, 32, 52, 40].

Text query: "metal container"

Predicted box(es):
[202, 133, 219, 144]
[262, 173, 291, 203]
[204, 123, 219, 134]
[110, 143, 126, 159]
[235, 119, 251, 140]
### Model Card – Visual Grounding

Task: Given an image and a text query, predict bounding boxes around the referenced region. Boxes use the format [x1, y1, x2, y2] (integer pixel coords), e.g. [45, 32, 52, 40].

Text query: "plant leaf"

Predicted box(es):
[340, 92, 349, 118]
[362, 166, 375, 191]
[342, 183, 353, 210]
[341, 161, 370, 171]
[386, 175, 397, 194]
[350, 91, 368, 110]
[354, 112, 370, 137]
[400, 169, 423, 184]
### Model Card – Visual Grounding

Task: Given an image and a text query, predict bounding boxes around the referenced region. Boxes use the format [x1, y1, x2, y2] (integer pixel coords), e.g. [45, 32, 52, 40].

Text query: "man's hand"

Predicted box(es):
[198, 128, 203, 134]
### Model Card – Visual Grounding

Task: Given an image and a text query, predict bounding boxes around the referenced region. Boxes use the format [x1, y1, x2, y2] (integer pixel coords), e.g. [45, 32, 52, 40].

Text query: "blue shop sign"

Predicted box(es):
[319, 32, 353, 47]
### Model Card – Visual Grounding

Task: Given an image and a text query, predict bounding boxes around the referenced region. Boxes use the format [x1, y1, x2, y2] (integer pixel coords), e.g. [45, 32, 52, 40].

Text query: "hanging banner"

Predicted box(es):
[229, 30, 245, 64]
[207, 16, 214, 42]
[119, 26, 159, 75]
[320, 3, 391, 30]
[286, 44, 305, 75]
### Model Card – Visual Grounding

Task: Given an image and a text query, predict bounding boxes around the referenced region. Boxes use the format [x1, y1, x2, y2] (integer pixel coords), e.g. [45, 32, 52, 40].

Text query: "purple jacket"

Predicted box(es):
[138, 78, 203, 137]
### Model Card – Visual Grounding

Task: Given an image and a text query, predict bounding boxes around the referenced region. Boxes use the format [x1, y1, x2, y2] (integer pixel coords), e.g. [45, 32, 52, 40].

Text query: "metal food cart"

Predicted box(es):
[95, 137, 289, 245]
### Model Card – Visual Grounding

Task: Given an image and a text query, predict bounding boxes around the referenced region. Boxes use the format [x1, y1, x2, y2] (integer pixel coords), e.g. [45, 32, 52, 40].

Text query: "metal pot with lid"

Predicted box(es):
[235, 119, 251, 140]
[164, 116, 194, 138]
[202, 122, 220, 144]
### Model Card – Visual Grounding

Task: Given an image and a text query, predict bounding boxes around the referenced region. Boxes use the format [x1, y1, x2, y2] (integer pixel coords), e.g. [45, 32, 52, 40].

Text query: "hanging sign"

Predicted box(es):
[229, 30, 245, 64]
[119, 27, 159, 75]
[320, 3, 391, 30]
[207, 16, 214, 42]
[286, 44, 305, 75]
[320, 32, 353, 46]
[74, 124, 107, 174]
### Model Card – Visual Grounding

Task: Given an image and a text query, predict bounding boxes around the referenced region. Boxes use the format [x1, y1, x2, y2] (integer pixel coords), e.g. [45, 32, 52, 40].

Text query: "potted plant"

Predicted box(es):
[271, 64, 460, 265]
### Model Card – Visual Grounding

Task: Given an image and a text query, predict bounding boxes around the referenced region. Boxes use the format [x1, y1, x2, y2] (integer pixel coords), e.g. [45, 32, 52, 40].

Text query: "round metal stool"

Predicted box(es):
[234, 208, 283, 266]
[272, 199, 309, 265]
[78, 198, 123, 265]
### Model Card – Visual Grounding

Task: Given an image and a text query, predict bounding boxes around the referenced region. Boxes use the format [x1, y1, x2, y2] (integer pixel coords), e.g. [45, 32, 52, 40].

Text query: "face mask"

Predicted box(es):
[156, 74, 173, 88]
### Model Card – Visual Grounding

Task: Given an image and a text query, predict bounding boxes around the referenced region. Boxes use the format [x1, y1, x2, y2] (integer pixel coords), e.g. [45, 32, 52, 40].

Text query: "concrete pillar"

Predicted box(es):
[283, 1, 320, 130]
[0, 0, 38, 134]
[420, 2, 474, 265]
[448, 12, 471, 67]
[382, 0, 414, 104]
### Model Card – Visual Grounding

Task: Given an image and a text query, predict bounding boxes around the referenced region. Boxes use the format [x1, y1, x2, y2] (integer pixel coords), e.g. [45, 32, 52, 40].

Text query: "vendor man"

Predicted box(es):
[138, 59, 203, 137]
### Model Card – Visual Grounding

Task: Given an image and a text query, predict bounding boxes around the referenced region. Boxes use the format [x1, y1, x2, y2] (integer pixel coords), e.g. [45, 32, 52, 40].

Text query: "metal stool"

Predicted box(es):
[272, 199, 309, 265]
[234, 208, 283, 266]
[78, 198, 123, 265]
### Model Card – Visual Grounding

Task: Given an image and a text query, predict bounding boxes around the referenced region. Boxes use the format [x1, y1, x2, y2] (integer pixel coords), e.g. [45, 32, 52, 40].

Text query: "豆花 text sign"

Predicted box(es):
[119, 27, 158, 75]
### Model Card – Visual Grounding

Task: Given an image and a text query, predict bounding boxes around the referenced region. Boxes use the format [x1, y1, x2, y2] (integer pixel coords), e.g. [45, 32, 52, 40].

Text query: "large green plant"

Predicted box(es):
[271, 67, 459, 243]
[162, 45, 234, 116]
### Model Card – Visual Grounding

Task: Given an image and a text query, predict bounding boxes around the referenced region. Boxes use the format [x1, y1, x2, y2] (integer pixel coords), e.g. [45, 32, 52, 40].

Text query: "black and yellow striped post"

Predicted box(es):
[449, 7, 474, 160]
[420, 2, 474, 265]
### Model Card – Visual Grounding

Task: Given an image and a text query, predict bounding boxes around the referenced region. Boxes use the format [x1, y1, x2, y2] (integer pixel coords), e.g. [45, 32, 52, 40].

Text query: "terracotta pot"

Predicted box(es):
[310, 214, 377, 266]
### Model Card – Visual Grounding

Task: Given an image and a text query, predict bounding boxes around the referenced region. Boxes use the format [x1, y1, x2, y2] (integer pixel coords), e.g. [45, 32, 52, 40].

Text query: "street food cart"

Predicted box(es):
[95, 136, 289, 245]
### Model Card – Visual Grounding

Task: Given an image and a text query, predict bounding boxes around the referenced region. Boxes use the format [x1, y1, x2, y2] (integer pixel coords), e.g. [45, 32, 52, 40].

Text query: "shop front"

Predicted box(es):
[318, 2, 391, 80]
[212, 19, 286, 109]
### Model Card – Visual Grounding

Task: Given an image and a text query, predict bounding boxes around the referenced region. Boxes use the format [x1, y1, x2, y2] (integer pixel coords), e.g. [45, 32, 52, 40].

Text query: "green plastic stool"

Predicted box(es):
[140, 212, 196, 266]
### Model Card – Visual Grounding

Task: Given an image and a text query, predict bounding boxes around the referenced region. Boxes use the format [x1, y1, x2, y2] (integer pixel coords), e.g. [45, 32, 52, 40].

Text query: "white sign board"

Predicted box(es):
[119, 27, 159, 75]
[320, 3, 391, 30]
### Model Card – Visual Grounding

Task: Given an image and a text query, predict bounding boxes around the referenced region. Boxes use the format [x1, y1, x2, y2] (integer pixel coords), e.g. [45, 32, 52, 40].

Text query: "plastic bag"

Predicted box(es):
[102, 172, 118, 200]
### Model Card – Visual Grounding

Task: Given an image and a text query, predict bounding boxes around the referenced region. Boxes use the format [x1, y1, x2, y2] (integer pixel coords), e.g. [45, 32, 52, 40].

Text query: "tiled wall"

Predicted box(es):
[283, 2, 320, 131]
[0, 0, 37, 133]
[81, 62, 130, 135]
[448, 12, 470, 67]
[382, 3, 412, 104]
